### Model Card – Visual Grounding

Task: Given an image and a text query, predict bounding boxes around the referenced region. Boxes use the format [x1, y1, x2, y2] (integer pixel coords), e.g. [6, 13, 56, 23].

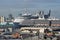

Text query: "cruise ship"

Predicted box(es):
[13, 10, 60, 27]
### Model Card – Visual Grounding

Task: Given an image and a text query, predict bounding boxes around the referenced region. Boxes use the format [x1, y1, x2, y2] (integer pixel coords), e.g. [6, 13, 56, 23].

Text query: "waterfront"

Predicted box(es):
[0, 9, 60, 40]
[0, 0, 60, 40]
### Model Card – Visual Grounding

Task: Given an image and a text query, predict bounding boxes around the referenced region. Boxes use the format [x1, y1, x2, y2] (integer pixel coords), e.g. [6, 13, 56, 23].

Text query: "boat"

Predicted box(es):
[13, 10, 60, 27]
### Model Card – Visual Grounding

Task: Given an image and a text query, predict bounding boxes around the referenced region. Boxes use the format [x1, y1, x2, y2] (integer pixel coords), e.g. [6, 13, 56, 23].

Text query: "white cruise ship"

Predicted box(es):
[13, 10, 60, 27]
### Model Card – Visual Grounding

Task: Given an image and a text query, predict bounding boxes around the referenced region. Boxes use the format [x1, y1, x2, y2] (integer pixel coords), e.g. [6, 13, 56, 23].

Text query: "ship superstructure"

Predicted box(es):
[14, 10, 60, 27]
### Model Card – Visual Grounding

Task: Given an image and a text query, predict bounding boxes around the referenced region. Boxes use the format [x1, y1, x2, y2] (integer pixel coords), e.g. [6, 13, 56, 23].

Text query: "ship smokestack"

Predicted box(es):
[39, 11, 41, 15]
[48, 9, 51, 17]
[42, 11, 44, 18]
[39, 11, 41, 18]
[39, 11, 44, 18]
[44, 9, 51, 19]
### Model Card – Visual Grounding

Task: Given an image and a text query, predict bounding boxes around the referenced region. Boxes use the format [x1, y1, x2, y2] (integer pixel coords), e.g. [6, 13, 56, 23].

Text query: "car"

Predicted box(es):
[1, 32, 13, 39]
[0, 35, 7, 39]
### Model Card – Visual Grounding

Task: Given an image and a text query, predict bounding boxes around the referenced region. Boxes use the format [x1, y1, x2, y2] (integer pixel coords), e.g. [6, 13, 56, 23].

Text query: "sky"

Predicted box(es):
[0, 0, 60, 18]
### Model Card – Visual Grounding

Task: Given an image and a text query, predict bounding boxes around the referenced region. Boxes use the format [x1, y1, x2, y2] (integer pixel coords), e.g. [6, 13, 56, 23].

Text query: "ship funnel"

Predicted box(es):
[44, 9, 51, 19]
[39, 11, 44, 18]
[42, 11, 44, 18]
[39, 11, 41, 15]
[48, 9, 51, 17]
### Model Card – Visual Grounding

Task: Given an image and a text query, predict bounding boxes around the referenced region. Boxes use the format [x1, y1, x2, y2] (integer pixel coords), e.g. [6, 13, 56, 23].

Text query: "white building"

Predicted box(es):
[0, 16, 5, 23]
